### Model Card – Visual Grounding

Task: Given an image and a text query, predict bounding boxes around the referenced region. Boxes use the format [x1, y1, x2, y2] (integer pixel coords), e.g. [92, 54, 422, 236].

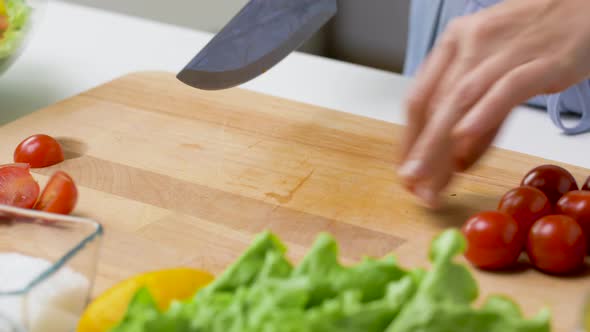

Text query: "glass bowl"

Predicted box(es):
[0, 0, 46, 75]
[0, 205, 102, 332]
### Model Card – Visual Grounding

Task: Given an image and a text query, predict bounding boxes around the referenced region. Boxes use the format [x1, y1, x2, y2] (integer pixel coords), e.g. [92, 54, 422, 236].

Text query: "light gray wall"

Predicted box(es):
[63, 0, 410, 72]
[62, 0, 329, 54]
[65, 0, 250, 33]
[328, 0, 409, 73]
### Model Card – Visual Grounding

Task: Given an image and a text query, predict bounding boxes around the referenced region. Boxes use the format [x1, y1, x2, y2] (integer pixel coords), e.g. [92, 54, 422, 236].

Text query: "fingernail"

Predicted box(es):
[398, 159, 425, 180]
[415, 186, 438, 208]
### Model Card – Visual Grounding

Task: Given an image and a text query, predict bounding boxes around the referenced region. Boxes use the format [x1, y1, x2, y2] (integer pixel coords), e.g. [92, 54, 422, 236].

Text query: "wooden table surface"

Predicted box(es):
[1, 72, 588, 331]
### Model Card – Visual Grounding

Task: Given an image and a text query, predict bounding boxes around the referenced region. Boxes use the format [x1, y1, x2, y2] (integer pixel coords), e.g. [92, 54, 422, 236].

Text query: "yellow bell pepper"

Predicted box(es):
[77, 268, 214, 332]
[0, 0, 6, 17]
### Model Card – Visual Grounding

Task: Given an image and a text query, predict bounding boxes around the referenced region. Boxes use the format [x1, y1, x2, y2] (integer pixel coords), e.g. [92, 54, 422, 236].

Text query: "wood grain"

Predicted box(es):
[1, 72, 588, 331]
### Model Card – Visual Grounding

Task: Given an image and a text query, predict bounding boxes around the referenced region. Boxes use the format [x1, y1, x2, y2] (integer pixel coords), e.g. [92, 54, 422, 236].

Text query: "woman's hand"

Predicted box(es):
[399, 0, 590, 208]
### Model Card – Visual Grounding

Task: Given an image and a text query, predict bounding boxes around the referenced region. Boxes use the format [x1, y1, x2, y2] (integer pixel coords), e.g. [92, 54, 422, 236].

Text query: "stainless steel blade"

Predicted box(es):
[177, 0, 337, 90]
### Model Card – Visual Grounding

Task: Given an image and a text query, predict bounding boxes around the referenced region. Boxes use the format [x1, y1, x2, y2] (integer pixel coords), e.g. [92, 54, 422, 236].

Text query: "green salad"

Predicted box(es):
[0, 0, 30, 60]
[112, 230, 551, 332]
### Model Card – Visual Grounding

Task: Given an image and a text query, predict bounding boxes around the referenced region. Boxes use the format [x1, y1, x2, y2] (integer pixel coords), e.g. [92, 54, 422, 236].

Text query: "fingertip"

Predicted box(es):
[453, 122, 500, 173]
[453, 140, 483, 172]
[451, 137, 474, 171]
[454, 157, 469, 172]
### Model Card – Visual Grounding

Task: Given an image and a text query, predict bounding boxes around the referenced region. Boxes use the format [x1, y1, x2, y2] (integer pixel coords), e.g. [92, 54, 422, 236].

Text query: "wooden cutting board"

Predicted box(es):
[1, 72, 588, 331]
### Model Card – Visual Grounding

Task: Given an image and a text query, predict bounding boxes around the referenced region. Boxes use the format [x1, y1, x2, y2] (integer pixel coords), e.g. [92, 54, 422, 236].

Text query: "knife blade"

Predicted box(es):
[177, 0, 337, 90]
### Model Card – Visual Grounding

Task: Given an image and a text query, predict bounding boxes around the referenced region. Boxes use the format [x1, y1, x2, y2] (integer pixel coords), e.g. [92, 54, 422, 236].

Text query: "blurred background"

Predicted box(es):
[63, 0, 411, 73]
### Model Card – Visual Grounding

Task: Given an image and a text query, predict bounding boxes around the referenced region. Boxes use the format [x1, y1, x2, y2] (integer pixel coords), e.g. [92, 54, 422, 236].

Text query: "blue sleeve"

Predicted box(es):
[547, 81, 590, 135]
[403, 0, 443, 76]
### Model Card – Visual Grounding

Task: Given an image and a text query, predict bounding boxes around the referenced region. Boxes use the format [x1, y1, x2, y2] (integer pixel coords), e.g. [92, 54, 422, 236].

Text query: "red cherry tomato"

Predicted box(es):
[521, 165, 578, 205]
[14, 134, 65, 168]
[461, 211, 524, 270]
[498, 186, 552, 240]
[0, 164, 40, 208]
[582, 176, 590, 191]
[527, 215, 586, 275]
[556, 190, 590, 253]
[0, 16, 8, 32]
[34, 171, 78, 215]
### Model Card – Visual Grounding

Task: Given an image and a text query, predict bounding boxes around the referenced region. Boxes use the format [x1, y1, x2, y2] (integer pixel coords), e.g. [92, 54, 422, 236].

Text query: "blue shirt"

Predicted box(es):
[404, 0, 590, 135]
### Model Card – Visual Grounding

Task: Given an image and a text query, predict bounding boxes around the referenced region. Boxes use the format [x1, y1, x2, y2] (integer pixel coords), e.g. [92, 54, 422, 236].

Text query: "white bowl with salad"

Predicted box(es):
[0, 0, 44, 75]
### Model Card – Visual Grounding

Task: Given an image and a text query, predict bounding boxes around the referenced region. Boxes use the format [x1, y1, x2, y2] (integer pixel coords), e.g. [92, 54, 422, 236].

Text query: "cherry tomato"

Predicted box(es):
[527, 215, 586, 275]
[14, 134, 65, 168]
[0, 16, 8, 32]
[34, 171, 78, 215]
[582, 176, 590, 191]
[461, 211, 524, 270]
[521, 165, 578, 205]
[0, 164, 40, 208]
[498, 186, 552, 240]
[556, 190, 590, 253]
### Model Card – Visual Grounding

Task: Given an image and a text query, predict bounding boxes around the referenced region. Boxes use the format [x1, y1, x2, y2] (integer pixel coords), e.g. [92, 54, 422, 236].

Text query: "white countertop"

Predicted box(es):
[1, 1, 589, 169]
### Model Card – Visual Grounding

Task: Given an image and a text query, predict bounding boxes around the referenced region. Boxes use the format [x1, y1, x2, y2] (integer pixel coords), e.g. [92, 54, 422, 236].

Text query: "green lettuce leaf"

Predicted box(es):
[0, 0, 30, 59]
[110, 288, 161, 332]
[110, 230, 551, 332]
[386, 230, 550, 332]
[292, 233, 407, 306]
[201, 231, 289, 294]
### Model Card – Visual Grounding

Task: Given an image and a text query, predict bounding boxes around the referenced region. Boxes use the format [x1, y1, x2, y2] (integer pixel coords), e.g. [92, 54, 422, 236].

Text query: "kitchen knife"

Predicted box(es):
[177, 0, 337, 90]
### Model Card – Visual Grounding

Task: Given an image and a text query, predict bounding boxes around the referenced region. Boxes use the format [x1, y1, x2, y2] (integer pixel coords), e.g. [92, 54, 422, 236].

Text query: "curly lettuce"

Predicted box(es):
[0, 0, 31, 59]
[111, 230, 550, 332]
